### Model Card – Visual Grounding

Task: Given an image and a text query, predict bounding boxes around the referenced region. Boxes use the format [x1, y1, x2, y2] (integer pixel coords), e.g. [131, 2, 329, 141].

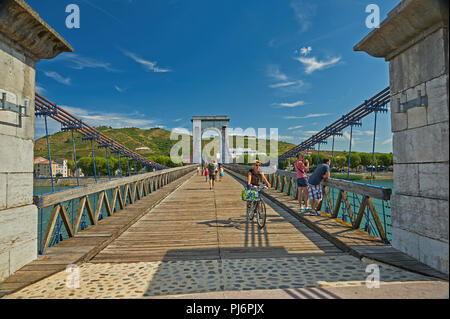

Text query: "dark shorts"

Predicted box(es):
[308, 183, 322, 201]
[209, 174, 215, 180]
[297, 177, 308, 187]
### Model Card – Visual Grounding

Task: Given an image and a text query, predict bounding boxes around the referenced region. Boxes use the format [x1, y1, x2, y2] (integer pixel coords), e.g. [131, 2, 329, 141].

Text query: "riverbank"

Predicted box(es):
[332, 171, 394, 181]
[34, 177, 110, 187]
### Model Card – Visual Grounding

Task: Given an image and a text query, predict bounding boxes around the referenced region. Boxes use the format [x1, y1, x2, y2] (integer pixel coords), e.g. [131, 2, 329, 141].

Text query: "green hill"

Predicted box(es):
[34, 127, 297, 165]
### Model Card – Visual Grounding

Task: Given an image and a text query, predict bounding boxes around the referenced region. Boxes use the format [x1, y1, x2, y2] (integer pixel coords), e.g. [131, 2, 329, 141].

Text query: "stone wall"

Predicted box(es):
[355, 0, 449, 274]
[0, 0, 72, 282]
[0, 37, 38, 282]
[390, 26, 449, 274]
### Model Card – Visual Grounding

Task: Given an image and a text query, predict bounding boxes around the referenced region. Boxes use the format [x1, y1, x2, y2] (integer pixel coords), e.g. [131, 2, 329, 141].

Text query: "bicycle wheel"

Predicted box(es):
[247, 201, 255, 221]
[257, 199, 267, 228]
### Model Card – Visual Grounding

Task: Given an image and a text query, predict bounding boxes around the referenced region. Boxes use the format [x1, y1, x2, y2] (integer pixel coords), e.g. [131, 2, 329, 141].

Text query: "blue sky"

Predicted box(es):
[30, 0, 398, 153]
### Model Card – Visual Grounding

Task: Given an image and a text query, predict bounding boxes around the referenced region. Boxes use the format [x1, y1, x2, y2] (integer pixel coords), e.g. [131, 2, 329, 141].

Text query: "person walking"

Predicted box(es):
[204, 161, 209, 182]
[294, 153, 310, 211]
[307, 158, 331, 216]
[219, 164, 224, 181]
[208, 160, 217, 190]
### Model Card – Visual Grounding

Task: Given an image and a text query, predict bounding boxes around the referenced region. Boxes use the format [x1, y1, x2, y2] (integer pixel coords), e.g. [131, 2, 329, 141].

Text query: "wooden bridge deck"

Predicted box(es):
[92, 173, 343, 263]
[2, 170, 447, 299]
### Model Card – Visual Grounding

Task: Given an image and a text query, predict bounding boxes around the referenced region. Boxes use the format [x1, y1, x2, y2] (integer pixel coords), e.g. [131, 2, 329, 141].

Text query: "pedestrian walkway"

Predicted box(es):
[3, 173, 445, 299]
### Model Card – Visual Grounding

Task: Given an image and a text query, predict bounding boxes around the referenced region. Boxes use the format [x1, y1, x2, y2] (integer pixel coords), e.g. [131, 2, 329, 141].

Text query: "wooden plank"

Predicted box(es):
[137, 181, 143, 199]
[322, 178, 391, 200]
[332, 190, 343, 218]
[142, 179, 148, 196]
[127, 183, 134, 204]
[103, 190, 113, 216]
[94, 191, 105, 223]
[353, 196, 368, 229]
[117, 187, 124, 209]
[367, 197, 387, 241]
[122, 184, 129, 206]
[59, 204, 74, 238]
[324, 186, 333, 213]
[41, 204, 61, 253]
[132, 182, 137, 202]
[341, 191, 355, 225]
[111, 187, 119, 213]
[85, 196, 96, 225]
[287, 177, 293, 196]
[73, 196, 87, 234]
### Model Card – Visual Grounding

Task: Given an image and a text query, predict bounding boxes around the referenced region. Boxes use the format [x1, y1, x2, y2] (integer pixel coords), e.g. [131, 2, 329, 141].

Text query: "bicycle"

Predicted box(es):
[245, 185, 268, 228]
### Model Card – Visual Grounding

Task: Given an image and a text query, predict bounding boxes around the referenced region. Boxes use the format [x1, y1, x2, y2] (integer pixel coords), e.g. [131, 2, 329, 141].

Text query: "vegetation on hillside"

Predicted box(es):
[34, 127, 298, 174]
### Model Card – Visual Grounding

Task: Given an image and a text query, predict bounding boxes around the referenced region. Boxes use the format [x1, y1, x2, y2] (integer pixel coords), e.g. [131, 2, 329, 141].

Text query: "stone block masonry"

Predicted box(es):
[0, 0, 72, 282]
[354, 0, 449, 274]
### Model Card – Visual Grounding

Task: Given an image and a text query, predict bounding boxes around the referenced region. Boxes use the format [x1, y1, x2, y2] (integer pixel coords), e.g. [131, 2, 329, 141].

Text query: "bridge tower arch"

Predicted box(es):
[192, 116, 232, 164]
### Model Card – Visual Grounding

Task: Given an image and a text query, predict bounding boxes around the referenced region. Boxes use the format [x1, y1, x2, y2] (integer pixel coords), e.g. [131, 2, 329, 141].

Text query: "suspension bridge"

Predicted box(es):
[0, 0, 448, 300]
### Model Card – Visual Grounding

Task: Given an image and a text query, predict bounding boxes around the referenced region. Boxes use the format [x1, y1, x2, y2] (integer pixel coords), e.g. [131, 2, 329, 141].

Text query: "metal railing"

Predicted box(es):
[34, 165, 196, 254]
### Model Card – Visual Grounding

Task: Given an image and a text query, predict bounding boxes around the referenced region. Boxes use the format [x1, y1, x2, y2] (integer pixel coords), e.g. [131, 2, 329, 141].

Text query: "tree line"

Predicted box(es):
[278, 152, 393, 171]
[67, 155, 182, 177]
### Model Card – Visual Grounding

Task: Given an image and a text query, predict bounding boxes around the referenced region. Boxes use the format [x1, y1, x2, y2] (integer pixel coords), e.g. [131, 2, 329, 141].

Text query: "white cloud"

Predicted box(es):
[267, 65, 288, 82]
[354, 130, 374, 136]
[114, 85, 125, 93]
[275, 100, 306, 108]
[339, 131, 359, 146]
[173, 118, 183, 122]
[382, 138, 392, 145]
[290, 0, 316, 33]
[279, 135, 295, 141]
[269, 81, 298, 88]
[295, 56, 341, 74]
[62, 105, 158, 129]
[123, 50, 171, 73]
[53, 53, 118, 72]
[35, 116, 61, 139]
[43, 71, 71, 85]
[288, 125, 303, 130]
[266, 65, 305, 92]
[35, 84, 47, 94]
[171, 127, 192, 135]
[283, 113, 331, 119]
[300, 46, 312, 56]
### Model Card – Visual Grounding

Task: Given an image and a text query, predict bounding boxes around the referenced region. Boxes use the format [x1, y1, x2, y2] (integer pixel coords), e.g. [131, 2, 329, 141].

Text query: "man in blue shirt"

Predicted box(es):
[307, 158, 331, 215]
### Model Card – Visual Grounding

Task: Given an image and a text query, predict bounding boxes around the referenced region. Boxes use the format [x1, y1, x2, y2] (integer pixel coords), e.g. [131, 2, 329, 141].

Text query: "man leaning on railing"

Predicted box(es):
[307, 158, 331, 216]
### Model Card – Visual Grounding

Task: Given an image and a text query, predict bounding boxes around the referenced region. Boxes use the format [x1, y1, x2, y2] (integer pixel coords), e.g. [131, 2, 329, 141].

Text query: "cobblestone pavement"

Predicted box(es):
[4, 255, 438, 299]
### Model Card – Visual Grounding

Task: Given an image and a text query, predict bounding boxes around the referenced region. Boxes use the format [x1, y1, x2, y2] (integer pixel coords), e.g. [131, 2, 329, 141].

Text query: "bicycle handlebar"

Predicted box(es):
[252, 185, 268, 191]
